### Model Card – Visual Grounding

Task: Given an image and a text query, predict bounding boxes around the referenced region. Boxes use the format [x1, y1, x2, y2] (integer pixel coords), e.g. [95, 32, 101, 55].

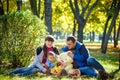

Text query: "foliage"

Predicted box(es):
[85, 0, 120, 35]
[52, 0, 74, 34]
[0, 10, 47, 67]
[2, 0, 17, 13]
[1, 0, 120, 38]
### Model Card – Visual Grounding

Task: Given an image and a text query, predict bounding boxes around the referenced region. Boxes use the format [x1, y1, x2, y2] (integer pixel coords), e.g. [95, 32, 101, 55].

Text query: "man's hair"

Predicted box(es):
[45, 35, 55, 42]
[67, 36, 76, 43]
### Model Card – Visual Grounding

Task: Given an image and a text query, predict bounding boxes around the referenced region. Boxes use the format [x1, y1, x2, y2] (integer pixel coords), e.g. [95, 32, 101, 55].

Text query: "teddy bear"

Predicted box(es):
[50, 51, 72, 77]
[57, 51, 73, 72]
[50, 51, 81, 77]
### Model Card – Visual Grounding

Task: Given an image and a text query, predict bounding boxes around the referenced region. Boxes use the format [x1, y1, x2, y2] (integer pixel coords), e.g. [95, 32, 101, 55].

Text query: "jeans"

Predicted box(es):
[79, 66, 98, 77]
[87, 57, 105, 71]
[79, 57, 105, 77]
[9, 66, 39, 76]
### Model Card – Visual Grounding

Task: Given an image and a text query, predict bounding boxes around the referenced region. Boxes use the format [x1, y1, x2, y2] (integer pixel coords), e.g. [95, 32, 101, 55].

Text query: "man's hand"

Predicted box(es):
[68, 52, 74, 58]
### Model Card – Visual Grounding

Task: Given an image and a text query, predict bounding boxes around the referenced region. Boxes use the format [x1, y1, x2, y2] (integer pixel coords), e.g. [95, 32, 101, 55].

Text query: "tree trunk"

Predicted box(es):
[38, 0, 41, 17]
[69, 0, 98, 43]
[0, 1, 8, 64]
[7, 0, 9, 13]
[101, 15, 112, 50]
[101, 0, 116, 50]
[114, 22, 116, 48]
[102, 4, 119, 53]
[29, 0, 39, 17]
[44, 0, 52, 34]
[0, 0, 5, 64]
[0, 1, 4, 15]
[115, 22, 120, 46]
[17, 0, 22, 11]
[92, 31, 95, 42]
[119, 53, 120, 70]
[72, 16, 76, 36]
[90, 32, 92, 42]
[77, 19, 84, 42]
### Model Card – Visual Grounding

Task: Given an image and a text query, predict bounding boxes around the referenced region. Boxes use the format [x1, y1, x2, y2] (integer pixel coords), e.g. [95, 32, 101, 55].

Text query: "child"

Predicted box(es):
[42, 51, 56, 70]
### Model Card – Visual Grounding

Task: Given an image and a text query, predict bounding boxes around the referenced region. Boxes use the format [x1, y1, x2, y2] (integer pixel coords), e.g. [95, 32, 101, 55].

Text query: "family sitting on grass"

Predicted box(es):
[8, 35, 111, 79]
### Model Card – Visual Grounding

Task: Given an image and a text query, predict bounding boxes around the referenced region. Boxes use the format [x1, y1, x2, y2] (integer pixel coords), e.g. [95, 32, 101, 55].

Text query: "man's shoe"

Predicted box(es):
[98, 70, 109, 80]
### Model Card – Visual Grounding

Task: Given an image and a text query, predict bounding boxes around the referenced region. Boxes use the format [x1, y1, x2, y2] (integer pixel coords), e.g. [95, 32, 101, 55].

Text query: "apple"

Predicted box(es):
[57, 62, 62, 66]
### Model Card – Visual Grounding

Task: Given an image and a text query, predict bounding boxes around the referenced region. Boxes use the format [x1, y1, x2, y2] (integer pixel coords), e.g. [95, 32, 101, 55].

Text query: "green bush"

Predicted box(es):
[0, 10, 47, 67]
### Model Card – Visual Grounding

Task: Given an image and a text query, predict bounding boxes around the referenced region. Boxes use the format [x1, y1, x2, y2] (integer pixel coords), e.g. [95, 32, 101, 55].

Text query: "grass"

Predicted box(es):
[55, 39, 120, 44]
[0, 46, 120, 80]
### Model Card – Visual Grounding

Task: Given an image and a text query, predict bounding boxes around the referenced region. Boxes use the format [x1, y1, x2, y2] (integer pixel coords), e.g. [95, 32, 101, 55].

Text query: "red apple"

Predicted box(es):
[57, 62, 62, 66]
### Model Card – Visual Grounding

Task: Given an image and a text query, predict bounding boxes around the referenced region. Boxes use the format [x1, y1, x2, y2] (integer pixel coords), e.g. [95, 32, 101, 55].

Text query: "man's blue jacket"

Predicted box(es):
[62, 41, 90, 67]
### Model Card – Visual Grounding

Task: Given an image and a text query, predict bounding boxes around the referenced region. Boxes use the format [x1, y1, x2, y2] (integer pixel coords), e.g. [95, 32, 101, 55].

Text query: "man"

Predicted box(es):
[62, 36, 109, 79]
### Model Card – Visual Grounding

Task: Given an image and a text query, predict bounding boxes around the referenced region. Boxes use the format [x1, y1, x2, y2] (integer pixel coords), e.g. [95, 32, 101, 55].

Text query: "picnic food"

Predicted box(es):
[68, 69, 81, 78]
[50, 66, 62, 76]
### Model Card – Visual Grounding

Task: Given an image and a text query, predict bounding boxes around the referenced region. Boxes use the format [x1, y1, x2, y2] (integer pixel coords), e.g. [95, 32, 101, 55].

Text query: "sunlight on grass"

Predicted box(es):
[104, 64, 118, 72]
[0, 75, 97, 80]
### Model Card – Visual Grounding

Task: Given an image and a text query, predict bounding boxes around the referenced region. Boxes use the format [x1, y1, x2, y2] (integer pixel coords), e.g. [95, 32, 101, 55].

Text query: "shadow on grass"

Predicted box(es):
[110, 69, 120, 78]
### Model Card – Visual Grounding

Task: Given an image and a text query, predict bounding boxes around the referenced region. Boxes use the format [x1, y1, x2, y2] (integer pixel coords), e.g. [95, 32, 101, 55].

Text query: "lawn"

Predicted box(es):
[0, 47, 120, 80]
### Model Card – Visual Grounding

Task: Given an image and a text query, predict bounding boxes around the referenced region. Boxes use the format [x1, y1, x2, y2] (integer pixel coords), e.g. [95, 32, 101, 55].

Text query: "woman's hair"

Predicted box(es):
[45, 35, 55, 42]
[43, 35, 55, 55]
[67, 36, 76, 43]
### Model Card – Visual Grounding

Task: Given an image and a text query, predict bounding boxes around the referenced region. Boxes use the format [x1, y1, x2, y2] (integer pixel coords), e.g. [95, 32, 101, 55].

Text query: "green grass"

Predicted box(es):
[0, 48, 120, 80]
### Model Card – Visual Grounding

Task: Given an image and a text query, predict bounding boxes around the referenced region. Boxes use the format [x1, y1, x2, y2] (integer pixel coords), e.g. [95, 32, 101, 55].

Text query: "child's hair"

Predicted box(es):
[67, 51, 73, 55]
[47, 51, 56, 58]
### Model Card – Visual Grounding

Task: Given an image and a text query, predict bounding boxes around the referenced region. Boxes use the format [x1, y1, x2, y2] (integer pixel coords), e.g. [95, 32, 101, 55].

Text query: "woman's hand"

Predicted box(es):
[42, 64, 49, 70]
[42, 68, 47, 73]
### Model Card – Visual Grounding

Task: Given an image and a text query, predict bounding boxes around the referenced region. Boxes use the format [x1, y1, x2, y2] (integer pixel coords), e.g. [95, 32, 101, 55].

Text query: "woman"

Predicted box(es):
[9, 35, 59, 76]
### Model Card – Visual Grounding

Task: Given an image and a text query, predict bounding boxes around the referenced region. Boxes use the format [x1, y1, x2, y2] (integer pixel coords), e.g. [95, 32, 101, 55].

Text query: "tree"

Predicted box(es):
[72, 16, 77, 36]
[101, 0, 115, 50]
[44, 0, 52, 34]
[69, 0, 98, 42]
[0, 0, 5, 64]
[102, 0, 120, 53]
[0, 0, 4, 15]
[29, 0, 40, 17]
[115, 22, 120, 47]
[113, 21, 116, 48]
[52, 0, 74, 36]
[17, 0, 22, 11]
[101, 15, 112, 49]
[38, 0, 41, 17]
[6, 0, 9, 12]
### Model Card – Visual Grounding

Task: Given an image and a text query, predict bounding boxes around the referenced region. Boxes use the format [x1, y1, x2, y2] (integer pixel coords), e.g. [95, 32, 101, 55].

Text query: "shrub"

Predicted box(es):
[0, 10, 47, 67]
